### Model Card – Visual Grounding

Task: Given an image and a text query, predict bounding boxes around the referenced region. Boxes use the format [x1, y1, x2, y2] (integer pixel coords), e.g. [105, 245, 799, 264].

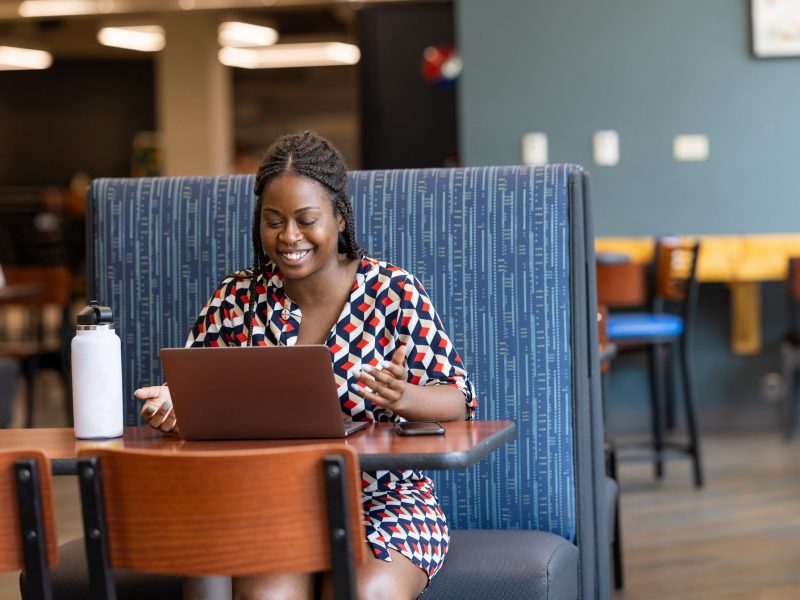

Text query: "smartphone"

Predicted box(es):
[393, 421, 446, 436]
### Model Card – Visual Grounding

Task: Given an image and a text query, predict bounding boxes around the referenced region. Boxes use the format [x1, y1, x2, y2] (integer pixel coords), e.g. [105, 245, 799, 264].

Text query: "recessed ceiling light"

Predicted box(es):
[18, 0, 100, 17]
[98, 26, 166, 52]
[218, 43, 360, 69]
[218, 21, 279, 48]
[0, 46, 53, 70]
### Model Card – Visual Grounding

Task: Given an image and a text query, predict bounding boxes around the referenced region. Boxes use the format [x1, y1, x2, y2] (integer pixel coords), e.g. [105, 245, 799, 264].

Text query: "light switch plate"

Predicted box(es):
[521, 132, 548, 165]
[673, 135, 709, 161]
[592, 130, 619, 166]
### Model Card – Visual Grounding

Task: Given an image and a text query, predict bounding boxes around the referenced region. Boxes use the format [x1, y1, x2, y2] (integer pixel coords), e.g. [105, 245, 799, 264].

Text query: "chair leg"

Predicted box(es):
[679, 338, 703, 488]
[605, 441, 624, 590]
[663, 343, 676, 431]
[647, 344, 665, 479]
[21, 357, 38, 429]
[780, 342, 797, 440]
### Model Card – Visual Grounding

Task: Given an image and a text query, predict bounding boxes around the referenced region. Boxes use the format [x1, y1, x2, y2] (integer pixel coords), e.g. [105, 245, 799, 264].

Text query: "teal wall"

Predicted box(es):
[455, 0, 800, 433]
[455, 0, 800, 236]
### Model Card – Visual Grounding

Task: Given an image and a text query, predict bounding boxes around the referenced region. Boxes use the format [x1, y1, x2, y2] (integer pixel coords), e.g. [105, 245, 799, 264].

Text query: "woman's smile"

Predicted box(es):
[279, 248, 312, 265]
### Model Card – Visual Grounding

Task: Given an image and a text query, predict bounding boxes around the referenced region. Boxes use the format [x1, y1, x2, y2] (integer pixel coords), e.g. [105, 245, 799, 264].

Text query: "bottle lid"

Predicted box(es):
[76, 300, 114, 330]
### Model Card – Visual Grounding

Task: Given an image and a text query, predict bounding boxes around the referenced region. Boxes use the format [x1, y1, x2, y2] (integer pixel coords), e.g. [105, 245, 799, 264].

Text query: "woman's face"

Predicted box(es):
[259, 174, 345, 282]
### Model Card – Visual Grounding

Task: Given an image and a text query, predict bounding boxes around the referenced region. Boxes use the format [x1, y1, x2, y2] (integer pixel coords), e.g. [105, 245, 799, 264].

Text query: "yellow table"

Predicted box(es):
[596, 234, 800, 355]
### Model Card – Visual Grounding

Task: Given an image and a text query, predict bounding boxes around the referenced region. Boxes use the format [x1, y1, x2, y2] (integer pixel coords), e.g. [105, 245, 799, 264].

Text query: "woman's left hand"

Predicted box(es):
[355, 346, 409, 413]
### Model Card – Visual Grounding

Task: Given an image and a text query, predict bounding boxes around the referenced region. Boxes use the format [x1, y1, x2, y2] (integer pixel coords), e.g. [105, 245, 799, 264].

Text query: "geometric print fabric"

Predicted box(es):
[185, 256, 477, 579]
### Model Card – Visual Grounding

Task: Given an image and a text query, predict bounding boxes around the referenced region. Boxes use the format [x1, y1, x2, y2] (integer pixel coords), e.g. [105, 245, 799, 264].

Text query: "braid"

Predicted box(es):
[247, 130, 367, 344]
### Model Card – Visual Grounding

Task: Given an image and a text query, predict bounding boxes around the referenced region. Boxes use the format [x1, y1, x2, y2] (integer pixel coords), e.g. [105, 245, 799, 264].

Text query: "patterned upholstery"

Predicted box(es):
[88, 165, 609, 597]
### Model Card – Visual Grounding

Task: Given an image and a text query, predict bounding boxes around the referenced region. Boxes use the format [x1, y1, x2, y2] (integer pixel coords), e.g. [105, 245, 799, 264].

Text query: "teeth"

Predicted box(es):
[283, 250, 309, 261]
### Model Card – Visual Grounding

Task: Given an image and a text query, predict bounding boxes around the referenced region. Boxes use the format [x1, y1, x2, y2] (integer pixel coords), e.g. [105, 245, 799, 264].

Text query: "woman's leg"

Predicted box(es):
[322, 545, 428, 600]
[233, 573, 314, 600]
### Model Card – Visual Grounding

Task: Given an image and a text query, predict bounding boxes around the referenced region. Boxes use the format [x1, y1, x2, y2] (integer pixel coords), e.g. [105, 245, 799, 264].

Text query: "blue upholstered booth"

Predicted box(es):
[52, 166, 609, 599]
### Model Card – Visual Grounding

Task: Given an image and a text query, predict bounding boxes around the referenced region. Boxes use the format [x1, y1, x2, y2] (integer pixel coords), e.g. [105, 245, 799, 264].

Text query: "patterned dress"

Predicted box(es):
[185, 256, 477, 580]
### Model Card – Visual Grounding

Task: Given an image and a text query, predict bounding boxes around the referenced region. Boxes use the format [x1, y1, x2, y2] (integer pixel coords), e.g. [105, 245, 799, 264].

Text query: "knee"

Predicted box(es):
[233, 574, 313, 600]
[357, 572, 422, 600]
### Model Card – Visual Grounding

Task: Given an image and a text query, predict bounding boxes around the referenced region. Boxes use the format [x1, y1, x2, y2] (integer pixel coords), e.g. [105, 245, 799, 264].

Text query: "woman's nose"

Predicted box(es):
[279, 221, 302, 243]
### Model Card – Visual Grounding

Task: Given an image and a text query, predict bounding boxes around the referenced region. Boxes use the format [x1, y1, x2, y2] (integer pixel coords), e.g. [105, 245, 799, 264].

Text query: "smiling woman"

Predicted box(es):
[134, 130, 477, 600]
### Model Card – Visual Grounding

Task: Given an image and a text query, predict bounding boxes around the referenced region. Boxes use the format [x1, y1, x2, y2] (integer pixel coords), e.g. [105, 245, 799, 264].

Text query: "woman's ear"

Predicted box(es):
[337, 210, 346, 233]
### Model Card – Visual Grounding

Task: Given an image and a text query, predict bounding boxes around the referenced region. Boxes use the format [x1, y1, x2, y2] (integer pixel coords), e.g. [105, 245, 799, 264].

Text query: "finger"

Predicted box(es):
[159, 412, 177, 433]
[391, 346, 407, 367]
[352, 384, 392, 408]
[358, 368, 396, 390]
[149, 400, 173, 428]
[134, 386, 163, 401]
[140, 401, 160, 420]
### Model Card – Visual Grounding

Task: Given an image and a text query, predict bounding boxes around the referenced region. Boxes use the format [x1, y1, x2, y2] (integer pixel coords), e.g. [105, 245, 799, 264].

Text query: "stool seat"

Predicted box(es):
[607, 313, 683, 340]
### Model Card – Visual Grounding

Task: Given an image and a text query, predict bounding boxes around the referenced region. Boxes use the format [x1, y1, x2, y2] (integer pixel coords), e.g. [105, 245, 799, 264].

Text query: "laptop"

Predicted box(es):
[160, 345, 369, 441]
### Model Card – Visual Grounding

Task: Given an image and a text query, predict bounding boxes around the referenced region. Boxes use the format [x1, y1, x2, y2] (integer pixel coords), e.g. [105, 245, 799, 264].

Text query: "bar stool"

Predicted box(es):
[599, 239, 704, 488]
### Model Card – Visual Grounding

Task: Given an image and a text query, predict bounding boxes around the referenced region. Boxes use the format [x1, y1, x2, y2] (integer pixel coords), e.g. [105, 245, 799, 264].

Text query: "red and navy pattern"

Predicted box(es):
[186, 256, 477, 580]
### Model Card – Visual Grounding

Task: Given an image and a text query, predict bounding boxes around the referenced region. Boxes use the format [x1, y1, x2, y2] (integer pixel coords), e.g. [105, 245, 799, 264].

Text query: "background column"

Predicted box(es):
[156, 12, 233, 176]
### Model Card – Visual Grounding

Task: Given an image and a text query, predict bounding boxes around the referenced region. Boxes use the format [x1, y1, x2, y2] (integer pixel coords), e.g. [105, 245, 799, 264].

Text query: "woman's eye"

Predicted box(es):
[299, 220, 318, 227]
[265, 222, 282, 228]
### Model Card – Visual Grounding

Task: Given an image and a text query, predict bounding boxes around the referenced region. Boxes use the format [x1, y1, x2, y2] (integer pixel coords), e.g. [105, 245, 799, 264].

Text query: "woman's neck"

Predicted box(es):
[282, 254, 357, 308]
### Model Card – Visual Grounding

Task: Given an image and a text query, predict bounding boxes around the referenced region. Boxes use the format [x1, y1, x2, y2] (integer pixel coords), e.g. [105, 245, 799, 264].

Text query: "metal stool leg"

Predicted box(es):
[679, 337, 703, 488]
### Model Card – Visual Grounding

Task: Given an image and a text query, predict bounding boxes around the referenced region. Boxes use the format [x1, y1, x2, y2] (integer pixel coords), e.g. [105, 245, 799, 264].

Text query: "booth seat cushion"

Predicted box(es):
[424, 530, 578, 600]
[607, 313, 683, 340]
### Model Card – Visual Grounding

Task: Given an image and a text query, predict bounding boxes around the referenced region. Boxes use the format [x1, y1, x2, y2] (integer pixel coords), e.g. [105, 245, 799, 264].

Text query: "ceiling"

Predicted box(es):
[0, 0, 423, 59]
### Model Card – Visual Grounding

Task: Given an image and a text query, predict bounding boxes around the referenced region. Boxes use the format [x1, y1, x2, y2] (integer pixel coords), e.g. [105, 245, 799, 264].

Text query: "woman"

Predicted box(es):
[136, 130, 476, 600]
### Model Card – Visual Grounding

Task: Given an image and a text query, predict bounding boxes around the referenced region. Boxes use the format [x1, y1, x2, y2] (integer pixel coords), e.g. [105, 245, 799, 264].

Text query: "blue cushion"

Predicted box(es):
[607, 313, 684, 340]
[89, 165, 582, 542]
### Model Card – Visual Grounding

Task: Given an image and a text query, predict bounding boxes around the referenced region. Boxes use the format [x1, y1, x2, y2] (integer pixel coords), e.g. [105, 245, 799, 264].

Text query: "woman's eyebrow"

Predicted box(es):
[261, 206, 320, 215]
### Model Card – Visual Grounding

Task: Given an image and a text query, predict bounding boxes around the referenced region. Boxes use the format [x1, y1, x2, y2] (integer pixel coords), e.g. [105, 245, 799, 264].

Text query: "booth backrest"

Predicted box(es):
[88, 165, 607, 596]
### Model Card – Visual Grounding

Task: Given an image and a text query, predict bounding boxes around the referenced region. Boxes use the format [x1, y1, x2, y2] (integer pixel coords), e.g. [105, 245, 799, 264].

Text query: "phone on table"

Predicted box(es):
[393, 421, 446, 436]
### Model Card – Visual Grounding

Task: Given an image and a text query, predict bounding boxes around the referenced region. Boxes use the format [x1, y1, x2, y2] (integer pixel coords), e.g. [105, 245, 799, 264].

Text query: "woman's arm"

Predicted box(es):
[354, 346, 467, 422]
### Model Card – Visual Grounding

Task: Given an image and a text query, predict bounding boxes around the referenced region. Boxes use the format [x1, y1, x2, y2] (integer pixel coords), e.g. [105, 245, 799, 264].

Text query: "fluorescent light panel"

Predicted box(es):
[18, 0, 109, 17]
[97, 25, 166, 52]
[0, 46, 53, 70]
[218, 21, 278, 47]
[218, 43, 360, 69]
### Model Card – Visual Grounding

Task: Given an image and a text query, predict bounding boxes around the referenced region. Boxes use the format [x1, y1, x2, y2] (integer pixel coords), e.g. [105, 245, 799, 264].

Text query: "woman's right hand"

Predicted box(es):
[134, 385, 178, 433]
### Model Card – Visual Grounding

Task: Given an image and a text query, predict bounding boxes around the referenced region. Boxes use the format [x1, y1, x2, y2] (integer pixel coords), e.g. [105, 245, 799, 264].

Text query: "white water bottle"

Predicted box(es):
[71, 301, 124, 439]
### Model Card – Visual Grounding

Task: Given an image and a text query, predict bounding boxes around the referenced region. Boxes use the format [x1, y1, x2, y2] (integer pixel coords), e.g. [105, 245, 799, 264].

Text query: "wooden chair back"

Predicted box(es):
[788, 258, 800, 301]
[653, 239, 699, 303]
[77, 444, 365, 598]
[596, 262, 649, 309]
[0, 449, 58, 599]
[2, 266, 72, 308]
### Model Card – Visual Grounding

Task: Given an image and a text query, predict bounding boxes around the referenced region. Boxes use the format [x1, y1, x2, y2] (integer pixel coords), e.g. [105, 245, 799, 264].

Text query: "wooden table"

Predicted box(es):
[0, 283, 42, 302]
[0, 421, 517, 475]
[0, 421, 515, 598]
[596, 234, 800, 354]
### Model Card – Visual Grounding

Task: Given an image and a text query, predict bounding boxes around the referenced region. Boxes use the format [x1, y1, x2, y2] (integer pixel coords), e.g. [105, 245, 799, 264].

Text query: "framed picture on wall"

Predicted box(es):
[751, 0, 800, 57]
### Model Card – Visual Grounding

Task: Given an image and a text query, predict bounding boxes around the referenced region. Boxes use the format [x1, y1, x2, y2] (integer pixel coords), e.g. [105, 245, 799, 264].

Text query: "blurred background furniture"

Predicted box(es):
[74, 165, 610, 599]
[0, 358, 20, 428]
[599, 239, 703, 487]
[780, 257, 800, 440]
[76, 445, 363, 600]
[0, 266, 73, 428]
[596, 304, 623, 590]
[0, 449, 57, 600]
[596, 233, 800, 355]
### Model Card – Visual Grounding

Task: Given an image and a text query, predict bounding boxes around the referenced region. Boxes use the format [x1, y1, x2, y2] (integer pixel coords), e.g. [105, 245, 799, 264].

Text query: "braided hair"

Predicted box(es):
[246, 130, 366, 343]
